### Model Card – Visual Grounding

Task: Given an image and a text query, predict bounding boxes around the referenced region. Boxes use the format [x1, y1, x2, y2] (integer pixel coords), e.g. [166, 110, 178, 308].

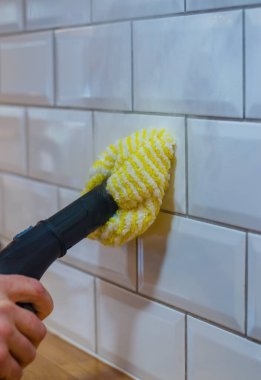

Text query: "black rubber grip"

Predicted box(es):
[0, 182, 118, 280]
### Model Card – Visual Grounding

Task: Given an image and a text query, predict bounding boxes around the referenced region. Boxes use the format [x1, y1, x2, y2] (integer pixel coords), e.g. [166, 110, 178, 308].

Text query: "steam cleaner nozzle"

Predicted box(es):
[0, 128, 175, 282]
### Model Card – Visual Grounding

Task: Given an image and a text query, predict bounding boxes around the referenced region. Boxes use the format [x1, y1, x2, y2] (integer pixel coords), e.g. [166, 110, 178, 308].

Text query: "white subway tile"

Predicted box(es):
[0, 237, 10, 249]
[56, 23, 131, 111]
[246, 8, 261, 118]
[188, 119, 261, 231]
[133, 11, 243, 117]
[0, 32, 54, 105]
[94, 112, 186, 214]
[92, 0, 184, 22]
[26, 0, 91, 30]
[139, 213, 245, 332]
[2, 175, 58, 239]
[96, 280, 185, 380]
[0, 0, 23, 34]
[248, 233, 261, 341]
[188, 317, 261, 380]
[28, 108, 92, 189]
[0, 107, 26, 175]
[187, 0, 261, 11]
[58, 188, 137, 290]
[42, 261, 95, 351]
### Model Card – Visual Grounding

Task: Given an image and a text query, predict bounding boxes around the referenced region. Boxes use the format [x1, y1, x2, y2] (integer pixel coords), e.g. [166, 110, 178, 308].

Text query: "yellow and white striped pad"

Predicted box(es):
[83, 129, 175, 246]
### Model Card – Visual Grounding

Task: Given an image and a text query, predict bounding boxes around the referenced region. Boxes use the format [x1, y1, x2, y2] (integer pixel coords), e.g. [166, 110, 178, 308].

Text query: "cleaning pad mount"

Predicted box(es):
[84, 129, 175, 246]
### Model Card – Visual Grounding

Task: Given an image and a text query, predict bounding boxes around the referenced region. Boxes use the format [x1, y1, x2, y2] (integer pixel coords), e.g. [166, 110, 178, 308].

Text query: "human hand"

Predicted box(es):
[0, 275, 53, 380]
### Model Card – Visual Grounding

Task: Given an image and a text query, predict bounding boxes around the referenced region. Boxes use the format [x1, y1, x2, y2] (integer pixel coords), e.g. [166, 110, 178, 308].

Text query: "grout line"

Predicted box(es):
[245, 232, 249, 335]
[183, 2, 261, 14]
[21, 0, 26, 31]
[91, 111, 95, 161]
[185, 116, 189, 215]
[57, 185, 61, 210]
[52, 31, 57, 106]
[136, 236, 143, 294]
[242, 9, 246, 119]
[55, 184, 59, 212]
[60, 257, 138, 294]
[0, 170, 81, 192]
[135, 238, 139, 293]
[186, 215, 260, 235]
[24, 107, 30, 176]
[94, 278, 98, 354]
[130, 21, 134, 111]
[2, 103, 261, 123]
[184, 0, 187, 12]
[185, 314, 188, 380]
[160, 209, 261, 236]
[0, 3, 260, 39]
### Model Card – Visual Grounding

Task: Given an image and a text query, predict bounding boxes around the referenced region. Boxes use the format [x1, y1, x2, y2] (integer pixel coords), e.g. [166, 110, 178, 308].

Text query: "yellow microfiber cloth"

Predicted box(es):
[83, 129, 175, 246]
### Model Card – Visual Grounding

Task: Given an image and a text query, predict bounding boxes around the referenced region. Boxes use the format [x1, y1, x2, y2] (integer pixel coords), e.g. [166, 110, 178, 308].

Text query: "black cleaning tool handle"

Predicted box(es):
[0, 182, 118, 280]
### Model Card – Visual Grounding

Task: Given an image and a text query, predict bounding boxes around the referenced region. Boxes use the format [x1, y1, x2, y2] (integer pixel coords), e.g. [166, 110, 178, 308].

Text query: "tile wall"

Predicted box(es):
[0, 1, 261, 379]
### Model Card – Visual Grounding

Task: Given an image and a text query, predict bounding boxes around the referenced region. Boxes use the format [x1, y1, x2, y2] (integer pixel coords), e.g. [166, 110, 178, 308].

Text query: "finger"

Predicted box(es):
[13, 305, 47, 347]
[0, 275, 53, 320]
[0, 275, 37, 299]
[9, 329, 36, 368]
[0, 345, 22, 380]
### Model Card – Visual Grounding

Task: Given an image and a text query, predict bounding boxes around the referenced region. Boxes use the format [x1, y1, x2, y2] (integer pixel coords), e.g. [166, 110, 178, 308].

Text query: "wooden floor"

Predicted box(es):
[22, 332, 131, 380]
